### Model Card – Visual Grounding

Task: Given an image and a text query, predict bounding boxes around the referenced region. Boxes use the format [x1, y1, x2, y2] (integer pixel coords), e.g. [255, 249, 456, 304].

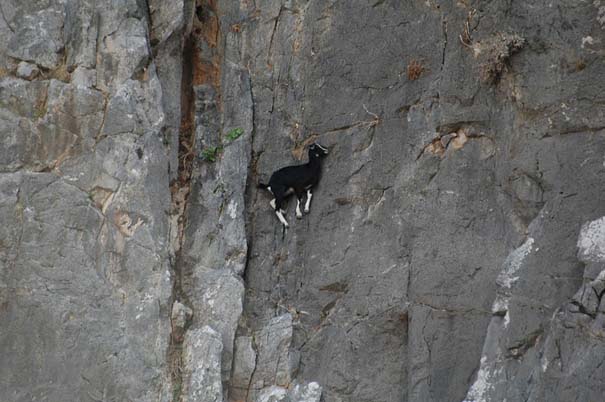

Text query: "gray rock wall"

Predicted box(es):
[1, 0, 605, 402]
[0, 0, 177, 401]
[226, 0, 605, 401]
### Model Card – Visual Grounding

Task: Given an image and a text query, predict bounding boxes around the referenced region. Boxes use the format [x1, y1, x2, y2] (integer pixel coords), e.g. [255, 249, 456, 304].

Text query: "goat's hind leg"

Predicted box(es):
[275, 209, 289, 227]
[295, 189, 304, 219]
[304, 189, 313, 213]
[295, 199, 303, 219]
[274, 198, 289, 228]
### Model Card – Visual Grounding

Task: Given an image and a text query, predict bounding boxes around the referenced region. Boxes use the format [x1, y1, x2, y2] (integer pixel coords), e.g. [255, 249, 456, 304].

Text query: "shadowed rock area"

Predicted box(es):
[1, 0, 605, 401]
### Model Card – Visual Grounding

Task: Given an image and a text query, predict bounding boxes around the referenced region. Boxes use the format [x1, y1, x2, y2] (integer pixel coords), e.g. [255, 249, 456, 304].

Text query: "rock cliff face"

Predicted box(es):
[1, 0, 605, 401]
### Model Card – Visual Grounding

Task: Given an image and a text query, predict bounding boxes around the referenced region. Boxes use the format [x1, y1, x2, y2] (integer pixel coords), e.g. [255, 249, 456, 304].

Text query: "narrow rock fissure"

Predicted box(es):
[0, 2, 14, 33]
[243, 72, 259, 281]
[141, 0, 155, 48]
[167, 18, 197, 402]
[440, 16, 447, 70]
[245, 334, 259, 402]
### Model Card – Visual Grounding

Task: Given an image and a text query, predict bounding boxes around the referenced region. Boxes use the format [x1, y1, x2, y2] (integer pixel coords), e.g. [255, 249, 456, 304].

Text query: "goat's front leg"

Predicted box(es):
[296, 197, 303, 219]
[304, 189, 312, 213]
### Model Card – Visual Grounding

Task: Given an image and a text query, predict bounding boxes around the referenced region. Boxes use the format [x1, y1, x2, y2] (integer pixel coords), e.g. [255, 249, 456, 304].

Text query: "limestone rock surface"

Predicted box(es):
[2, 0, 605, 402]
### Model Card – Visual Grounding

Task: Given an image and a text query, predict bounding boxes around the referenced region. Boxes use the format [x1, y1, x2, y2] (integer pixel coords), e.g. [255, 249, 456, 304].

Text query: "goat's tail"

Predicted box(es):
[257, 182, 269, 190]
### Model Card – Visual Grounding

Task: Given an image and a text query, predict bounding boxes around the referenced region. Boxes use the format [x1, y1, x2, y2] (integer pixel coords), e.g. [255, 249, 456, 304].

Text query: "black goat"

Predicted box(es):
[258, 142, 329, 228]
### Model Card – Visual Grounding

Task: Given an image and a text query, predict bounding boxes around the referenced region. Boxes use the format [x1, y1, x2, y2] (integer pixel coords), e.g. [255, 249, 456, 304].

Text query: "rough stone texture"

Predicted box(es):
[7, 5, 65, 69]
[230, 336, 257, 401]
[174, 1, 255, 399]
[0, 0, 181, 401]
[222, 0, 605, 401]
[465, 216, 605, 402]
[192, 267, 245, 381]
[15, 61, 38, 80]
[149, 0, 185, 47]
[577, 217, 605, 263]
[288, 382, 322, 402]
[182, 326, 224, 402]
[171, 300, 193, 342]
[182, 61, 253, 277]
[257, 386, 289, 402]
[256, 382, 321, 402]
[248, 314, 295, 396]
[3, 0, 605, 401]
[63, 0, 97, 70]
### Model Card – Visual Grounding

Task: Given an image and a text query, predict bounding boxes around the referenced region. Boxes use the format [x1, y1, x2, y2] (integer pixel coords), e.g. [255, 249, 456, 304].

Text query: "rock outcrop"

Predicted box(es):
[1, 0, 605, 402]
[0, 1, 175, 400]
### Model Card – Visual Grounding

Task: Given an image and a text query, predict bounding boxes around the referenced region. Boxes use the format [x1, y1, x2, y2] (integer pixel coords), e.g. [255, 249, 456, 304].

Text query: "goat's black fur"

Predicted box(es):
[258, 142, 329, 227]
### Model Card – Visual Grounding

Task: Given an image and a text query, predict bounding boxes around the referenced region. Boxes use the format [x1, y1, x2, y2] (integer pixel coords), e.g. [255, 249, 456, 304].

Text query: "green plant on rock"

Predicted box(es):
[200, 146, 222, 163]
[161, 130, 171, 146]
[172, 379, 182, 401]
[225, 127, 244, 142]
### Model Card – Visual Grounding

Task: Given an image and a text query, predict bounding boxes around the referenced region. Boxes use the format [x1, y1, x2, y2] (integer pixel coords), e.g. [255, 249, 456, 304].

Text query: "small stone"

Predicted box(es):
[71, 66, 96, 88]
[257, 386, 288, 402]
[171, 300, 192, 342]
[578, 217, 605, 263]
[571, 285, 599, 316]
[256, 382, 323, 402]
[289, 382, 322, 402]
[16, 61, 39, 80]
[511, 173, 543, 203]
[590, 270, 605, 296]
[171, 300, 193, 330]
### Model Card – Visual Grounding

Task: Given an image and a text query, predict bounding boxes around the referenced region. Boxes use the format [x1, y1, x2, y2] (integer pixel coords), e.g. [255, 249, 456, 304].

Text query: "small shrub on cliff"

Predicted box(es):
[407, 59, 425, 80]
[225, 127, 244, 142]
[200, 146, 222, 162]
[477, 33, 525, 84]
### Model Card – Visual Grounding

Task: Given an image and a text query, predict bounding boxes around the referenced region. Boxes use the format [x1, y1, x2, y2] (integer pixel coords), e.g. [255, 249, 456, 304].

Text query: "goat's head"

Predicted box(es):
[309, 142, 329, 159]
